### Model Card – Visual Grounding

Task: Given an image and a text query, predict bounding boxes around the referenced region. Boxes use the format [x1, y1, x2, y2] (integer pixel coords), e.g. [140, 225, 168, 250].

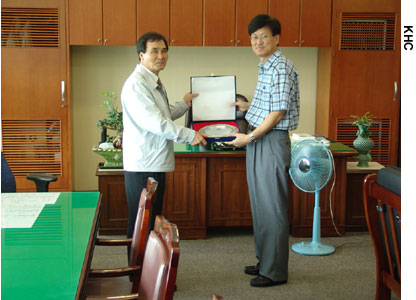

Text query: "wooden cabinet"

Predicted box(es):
[170, 0, 203, 46]
[137, 0, 169, 41]
[69, 0, 136, 45]
[1, 0, 72, 191]
[269, 0, 332, 47]
[137, 0, 203, 46]
[204, 0, 268, 46]
[345, 162, 384, 231]
[96, 143, 355, 238]
[315, 0, 401, 166]
[95, 168, 128, 235]
[95, 157, 206, 238]
[163, 157, 207, 238]
[207, 157, 252, 226]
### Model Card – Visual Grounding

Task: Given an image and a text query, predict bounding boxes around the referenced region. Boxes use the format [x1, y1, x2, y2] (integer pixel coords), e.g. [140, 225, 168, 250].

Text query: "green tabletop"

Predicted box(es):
[1, 192, 100, 300]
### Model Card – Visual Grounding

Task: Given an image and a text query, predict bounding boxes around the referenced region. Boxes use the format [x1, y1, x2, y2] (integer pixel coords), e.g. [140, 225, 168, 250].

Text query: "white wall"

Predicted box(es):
[71, 46, 318, 191]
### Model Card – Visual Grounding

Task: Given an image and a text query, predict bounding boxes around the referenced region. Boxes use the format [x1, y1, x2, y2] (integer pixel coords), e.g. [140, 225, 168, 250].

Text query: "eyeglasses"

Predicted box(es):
[250, 34, 269, 41]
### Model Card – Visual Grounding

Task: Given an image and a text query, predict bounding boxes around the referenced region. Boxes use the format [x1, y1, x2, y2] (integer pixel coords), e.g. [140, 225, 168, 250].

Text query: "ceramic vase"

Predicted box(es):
[353, 125, 374, 167]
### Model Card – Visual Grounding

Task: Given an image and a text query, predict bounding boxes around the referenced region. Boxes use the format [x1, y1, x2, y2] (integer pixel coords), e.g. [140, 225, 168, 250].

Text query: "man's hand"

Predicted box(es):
[191, 131, 207, 146]
[225, 133, 251, 148]
[183, 93, 199, 107]
[230, 99, 250, 112]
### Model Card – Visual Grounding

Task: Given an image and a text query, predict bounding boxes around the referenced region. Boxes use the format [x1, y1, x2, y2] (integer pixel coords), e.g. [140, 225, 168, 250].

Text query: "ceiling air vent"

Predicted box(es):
[1, 7, 59, 47]
[340, 13, 396, 50]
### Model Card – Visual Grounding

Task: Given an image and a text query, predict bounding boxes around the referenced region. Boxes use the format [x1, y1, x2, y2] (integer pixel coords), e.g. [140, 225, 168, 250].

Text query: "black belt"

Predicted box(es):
[247, 124, 288, 133]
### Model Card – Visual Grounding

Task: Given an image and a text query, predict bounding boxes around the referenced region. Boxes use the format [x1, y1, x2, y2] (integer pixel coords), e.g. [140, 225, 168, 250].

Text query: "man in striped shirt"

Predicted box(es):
[227, 14, 300, 287]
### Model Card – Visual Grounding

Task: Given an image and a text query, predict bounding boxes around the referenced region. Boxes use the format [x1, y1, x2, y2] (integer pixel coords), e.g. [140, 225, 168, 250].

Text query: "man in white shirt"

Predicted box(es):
[121, 32, 206, 249]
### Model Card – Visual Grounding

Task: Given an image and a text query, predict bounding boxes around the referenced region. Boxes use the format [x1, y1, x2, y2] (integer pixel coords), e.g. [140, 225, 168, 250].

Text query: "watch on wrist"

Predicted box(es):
[249, 132, 256, 143]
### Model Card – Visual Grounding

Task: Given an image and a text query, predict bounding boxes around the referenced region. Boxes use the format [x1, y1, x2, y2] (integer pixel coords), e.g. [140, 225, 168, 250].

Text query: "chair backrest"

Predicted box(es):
[1, 152, 16, 193]
[138, 216, 180, 300]
[363, 167, 401, 300]
[129, 177, 158, 292]
[1, 152, 57, 192]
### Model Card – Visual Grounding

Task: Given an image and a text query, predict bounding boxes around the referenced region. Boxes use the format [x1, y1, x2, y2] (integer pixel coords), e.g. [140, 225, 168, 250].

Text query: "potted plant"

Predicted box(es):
[350, 112, 374, 167]
[351, 111, 373, 138]
[93, 91, 123, 167]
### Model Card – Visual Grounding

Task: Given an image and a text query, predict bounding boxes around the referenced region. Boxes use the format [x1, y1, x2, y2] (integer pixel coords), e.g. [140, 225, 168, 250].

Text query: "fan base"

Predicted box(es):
[291, 241, 335, 256]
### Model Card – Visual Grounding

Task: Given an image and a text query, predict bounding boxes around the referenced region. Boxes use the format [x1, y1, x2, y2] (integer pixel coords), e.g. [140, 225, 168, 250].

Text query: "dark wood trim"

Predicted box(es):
[76, 194, 102, 300]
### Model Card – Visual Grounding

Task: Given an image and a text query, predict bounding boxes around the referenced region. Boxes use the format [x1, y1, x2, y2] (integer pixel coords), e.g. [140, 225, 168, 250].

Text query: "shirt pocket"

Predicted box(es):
[257, 85, 271, 110]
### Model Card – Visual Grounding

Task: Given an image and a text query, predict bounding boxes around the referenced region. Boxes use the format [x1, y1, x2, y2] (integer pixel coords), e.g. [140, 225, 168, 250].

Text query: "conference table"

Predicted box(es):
[1, 192, 101, 300]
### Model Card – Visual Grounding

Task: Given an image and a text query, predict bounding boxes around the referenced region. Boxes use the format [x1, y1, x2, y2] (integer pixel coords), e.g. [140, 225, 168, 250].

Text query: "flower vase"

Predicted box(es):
[353, 125, 374, 167]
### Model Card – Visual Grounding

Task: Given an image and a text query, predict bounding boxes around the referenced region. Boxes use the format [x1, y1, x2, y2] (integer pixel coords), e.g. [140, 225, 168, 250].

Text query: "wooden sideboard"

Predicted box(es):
[96, 143, 355, 238]
[345, 161, 384, 231]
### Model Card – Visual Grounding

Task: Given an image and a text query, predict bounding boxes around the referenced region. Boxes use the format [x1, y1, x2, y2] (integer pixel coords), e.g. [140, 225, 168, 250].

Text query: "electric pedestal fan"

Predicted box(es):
[289, 139, 335, 256]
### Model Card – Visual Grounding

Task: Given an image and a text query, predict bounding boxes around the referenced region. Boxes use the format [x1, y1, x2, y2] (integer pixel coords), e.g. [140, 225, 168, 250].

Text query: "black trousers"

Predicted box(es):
[124, 171, 166, 239]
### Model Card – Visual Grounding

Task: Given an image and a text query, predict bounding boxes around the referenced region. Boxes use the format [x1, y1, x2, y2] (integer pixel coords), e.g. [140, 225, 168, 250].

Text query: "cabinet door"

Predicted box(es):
[235, 0, 268, 46]
[2, 0, 72, 191]
[204, 0, 235, 46]
[97, 172, 128, 235]
[300, 0, 332, 47]
[69, 0, 102, 45]
[329, 0, 400, 165]
[163, 157, 207, 239]
[137, 0, 169, 40]
[207, 157, 252, 226]
[269, 0, 300, 47]
[170, 0, 203, 46]
[103, 0, 136, 45]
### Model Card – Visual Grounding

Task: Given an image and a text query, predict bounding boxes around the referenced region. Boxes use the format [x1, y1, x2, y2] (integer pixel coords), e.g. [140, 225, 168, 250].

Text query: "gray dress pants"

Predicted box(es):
[246, 130, 291, 281]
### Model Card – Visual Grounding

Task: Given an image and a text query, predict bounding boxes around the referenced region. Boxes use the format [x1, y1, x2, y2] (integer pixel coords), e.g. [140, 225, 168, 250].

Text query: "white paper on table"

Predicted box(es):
[191, 76, 236, 121]
[1, 192, 60, 228]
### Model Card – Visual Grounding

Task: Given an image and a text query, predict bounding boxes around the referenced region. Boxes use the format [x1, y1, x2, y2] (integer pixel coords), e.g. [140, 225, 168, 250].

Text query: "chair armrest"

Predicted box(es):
[95, 237, 132, 246]
[85, 293, 139, 300]
[26, 173, 58, 192]
[26, 173, 57, 182]
[89, 265, 141, 278]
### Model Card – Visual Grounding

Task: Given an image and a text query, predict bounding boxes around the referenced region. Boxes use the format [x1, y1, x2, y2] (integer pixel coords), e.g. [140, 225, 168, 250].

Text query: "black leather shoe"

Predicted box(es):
[244, 265, 259, 275]
[250, 275, 287, 287]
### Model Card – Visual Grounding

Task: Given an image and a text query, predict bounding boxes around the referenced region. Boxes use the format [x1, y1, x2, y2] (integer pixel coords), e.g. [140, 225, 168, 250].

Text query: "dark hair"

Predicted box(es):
[136, 32, 169, 59]
[248, 14, 281, 36]
[236, 93, 248, 102]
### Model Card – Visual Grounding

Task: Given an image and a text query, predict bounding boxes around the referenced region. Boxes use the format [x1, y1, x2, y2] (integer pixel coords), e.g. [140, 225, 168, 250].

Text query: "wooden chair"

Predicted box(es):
[85, 215, 180, 300]
[363, 167, 401, 300]
[84, 177, 158, 296]
[137, 215, 180, 300]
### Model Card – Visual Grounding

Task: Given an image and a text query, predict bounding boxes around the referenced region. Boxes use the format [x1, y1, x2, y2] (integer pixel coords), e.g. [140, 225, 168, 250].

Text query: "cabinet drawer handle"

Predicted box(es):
[104, 39, 109, 44]
[393, 81, 398, 101]
[97, 38, 102, 43]
[294, 40, 299, 44]
[171, 40, 176, 44]
[230, 40, 234, 43]
[61, 81, 65, 102]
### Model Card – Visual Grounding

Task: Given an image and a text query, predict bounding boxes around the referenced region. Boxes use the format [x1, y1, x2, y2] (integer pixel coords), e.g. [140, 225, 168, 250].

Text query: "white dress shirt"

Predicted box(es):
[121, 64, 195, 172]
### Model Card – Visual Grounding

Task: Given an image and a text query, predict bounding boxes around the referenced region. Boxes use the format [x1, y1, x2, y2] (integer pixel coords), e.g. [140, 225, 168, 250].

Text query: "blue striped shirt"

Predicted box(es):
[245, 50, 300, 131]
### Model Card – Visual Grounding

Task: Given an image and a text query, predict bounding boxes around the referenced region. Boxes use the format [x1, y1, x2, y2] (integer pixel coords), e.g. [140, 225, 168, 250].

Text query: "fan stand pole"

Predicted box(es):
[291, 191, 335, 256]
